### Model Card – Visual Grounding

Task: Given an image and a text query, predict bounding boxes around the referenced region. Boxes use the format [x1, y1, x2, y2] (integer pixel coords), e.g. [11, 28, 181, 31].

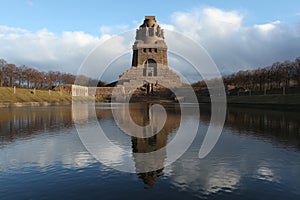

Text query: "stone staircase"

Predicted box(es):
[112, 66, 184, 102]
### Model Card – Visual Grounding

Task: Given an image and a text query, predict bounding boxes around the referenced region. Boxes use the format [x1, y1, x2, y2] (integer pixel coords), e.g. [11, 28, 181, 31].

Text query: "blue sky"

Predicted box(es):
[1, 0, 300, 35]
[1, 0, 300, 81]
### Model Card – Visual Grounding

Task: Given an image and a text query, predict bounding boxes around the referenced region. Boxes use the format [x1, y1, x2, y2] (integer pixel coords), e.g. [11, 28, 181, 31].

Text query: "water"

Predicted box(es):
[0, 104, 300, 200]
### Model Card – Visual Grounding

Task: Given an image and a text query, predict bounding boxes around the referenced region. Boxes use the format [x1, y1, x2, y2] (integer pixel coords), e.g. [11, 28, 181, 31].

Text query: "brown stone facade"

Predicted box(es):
[114, 16, 182, 100]
[132, 48, 168, 67]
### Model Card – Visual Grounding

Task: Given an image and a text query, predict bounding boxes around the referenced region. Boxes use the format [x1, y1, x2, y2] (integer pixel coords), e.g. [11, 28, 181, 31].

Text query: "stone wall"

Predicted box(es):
[89, 87, 114, 98]
[72, 85, 89, 97]
[71, 84, 196, 102]
[72, 85, 114, 99]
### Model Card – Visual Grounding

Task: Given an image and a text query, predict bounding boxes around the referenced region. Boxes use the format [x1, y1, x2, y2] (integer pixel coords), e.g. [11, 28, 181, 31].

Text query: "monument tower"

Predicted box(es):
[116, 16, 182, 96]
[131, 16, 168, 70]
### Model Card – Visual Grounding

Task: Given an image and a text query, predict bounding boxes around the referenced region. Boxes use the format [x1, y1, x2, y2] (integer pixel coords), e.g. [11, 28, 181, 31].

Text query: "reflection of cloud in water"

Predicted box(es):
[204, 167, 240, 194]
[97, 145, 126, 167]
[0, 132, 97, 171]
[170, 162, 240, 195]
[253, 163, 281, 183]
[167, 120, 291, 196]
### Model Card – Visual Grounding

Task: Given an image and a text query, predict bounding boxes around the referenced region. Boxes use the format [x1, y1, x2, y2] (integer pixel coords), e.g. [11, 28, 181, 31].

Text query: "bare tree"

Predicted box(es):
[4, 64, 16, 87]
[0, 59, 7, 86]
[62, 73, 75, 84]
[293, 57, 300, 87]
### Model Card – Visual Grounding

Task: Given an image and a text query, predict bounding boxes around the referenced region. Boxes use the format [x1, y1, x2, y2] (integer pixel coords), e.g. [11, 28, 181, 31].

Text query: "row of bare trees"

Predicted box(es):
[0, 58, 76, 88]
[223, 57, 300, 91]
[193, 57, 300, 93]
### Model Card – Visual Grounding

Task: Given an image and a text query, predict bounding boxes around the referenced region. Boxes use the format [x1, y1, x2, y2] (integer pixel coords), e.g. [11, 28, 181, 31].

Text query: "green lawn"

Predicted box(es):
[0, 87, 71, 103]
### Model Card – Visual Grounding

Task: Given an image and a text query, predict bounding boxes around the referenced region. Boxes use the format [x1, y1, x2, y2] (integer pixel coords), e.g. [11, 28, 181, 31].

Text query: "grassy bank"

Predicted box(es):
[227, 94, 300, 105]
[0, 87, 71, 103]
[198, 93, 300, 109]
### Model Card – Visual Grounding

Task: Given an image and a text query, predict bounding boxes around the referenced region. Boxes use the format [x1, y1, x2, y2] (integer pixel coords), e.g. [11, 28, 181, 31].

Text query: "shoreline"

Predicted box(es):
[0, 101, 71, 108]
[226, 102, 300, 110]
[198, 93, 300, 110]
[198, 102, 300, 110]
[1, 93, 299, 110]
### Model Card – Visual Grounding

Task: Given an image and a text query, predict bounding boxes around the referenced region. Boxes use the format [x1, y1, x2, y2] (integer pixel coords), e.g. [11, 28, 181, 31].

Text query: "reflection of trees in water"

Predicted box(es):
[200, 105, 300, 150]
[0, 107, 73, 143]
[228, 107, 300, 150]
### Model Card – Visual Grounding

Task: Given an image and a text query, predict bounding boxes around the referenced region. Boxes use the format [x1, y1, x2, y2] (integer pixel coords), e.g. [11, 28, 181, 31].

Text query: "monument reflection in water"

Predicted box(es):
[81, 103, 182, 188]
[117, 103, 180, 188]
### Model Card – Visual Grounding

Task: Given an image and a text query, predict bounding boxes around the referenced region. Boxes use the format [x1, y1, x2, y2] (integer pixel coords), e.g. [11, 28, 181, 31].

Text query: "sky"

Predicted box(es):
[1, 0, 300, 81]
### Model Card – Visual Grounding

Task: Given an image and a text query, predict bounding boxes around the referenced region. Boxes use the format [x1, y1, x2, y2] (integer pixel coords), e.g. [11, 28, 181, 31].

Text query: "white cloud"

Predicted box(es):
[1, 6, 300, 81]
[171, 7, 242, 41]
[254, 20, 281, 33]
[160, 23, 175, 31]
[169, 7, 300, 73]
[203, 7, 242, 36]
[204, 8, 242, 26]
[0, 27, 103, 74]
[0, 25, 29, 34]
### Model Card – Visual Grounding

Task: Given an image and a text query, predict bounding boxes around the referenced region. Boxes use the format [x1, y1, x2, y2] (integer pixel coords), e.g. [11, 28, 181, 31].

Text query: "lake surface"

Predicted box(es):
[0, 103, 300, 200]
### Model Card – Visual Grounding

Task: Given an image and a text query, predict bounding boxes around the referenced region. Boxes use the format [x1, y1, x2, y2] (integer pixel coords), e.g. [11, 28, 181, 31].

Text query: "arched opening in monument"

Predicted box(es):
[143, 59, 157, 77]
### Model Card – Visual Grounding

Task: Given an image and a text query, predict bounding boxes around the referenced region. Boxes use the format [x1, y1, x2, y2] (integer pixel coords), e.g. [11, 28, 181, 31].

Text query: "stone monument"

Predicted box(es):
[114, 16, 182, 100]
